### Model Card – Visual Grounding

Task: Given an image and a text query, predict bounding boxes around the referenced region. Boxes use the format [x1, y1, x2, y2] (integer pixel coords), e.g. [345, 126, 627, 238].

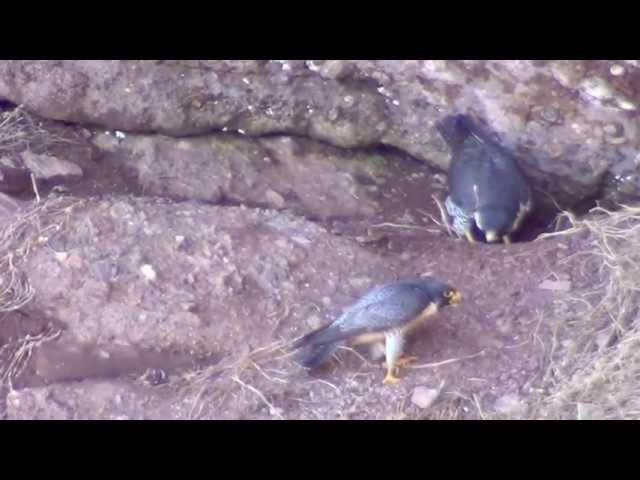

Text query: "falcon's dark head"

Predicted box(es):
[415, 278, 463, 307]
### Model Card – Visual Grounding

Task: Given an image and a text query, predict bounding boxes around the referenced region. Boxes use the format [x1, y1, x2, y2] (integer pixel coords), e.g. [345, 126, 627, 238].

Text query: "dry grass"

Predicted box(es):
[0, 105, 82, 317]
[0, 329, 62, 389]
[533, 204, 640, 419]
[0, 197, 81, 313]
[0, 105, 85, 408]
[177, 339, 297, 419]
[0, 105, 76, 154]
[0, 196, 81, 391]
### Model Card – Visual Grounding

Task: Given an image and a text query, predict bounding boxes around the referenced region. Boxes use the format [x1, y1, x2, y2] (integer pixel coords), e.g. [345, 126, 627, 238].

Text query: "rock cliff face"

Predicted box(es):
[1, 60, 638, 420]
[1, 60, 639, 206]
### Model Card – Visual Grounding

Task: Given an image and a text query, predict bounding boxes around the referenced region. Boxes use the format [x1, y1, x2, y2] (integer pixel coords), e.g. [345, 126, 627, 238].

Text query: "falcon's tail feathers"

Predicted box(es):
[291, 322, 346, 350]
[290, 322, 347, 369]
[295, 341, 340, 369]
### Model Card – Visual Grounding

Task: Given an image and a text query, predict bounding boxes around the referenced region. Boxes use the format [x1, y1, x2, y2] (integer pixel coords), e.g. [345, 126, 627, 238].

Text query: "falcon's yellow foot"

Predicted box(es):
[383, 371, 401, 385]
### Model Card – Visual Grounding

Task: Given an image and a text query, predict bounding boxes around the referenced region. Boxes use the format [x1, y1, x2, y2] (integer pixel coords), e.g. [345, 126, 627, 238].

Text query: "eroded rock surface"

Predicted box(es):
[2, 192, 599, 420]
[1, 61, 638, 420]
[1, 60, 639, 205]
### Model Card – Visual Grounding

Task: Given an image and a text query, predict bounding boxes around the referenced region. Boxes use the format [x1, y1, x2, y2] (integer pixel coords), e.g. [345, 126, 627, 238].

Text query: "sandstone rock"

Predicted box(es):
[20, 196, 394, 373]
[411, 385, 440, 409]
[494, 393, 526, 416]
[21, 151, 83, 183]
[1, 60, 638, 205]
[90, 132, 403, 220]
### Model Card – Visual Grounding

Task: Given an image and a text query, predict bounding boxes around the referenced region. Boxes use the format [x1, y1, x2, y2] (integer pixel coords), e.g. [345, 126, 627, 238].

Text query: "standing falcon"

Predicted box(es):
[437, 114, 534, 244]
[291, 278, 462, 384]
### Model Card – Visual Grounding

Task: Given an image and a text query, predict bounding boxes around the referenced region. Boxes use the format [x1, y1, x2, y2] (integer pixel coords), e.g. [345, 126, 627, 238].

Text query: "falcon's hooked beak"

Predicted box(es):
[450, 290, 463, 304]
[445, 289, 463, 305]
[484, 230, 499, 243]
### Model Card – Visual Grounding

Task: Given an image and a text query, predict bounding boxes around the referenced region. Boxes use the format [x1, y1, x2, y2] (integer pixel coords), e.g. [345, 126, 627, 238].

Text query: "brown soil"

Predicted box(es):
[1, 108, 635, 420]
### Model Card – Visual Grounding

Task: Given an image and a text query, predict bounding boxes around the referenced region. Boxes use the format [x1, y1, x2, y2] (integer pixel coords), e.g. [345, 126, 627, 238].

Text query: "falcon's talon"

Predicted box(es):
[383, 372, 401, 385]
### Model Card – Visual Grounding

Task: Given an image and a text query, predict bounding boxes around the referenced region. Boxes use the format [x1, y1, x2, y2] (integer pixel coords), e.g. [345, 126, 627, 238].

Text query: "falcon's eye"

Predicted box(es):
[444, 290, 455, 298]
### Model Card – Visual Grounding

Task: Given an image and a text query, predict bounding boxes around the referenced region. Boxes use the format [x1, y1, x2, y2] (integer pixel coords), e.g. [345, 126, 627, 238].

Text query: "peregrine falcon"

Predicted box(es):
[291, 278, 462, 384]
[437, 114, 534, 244]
